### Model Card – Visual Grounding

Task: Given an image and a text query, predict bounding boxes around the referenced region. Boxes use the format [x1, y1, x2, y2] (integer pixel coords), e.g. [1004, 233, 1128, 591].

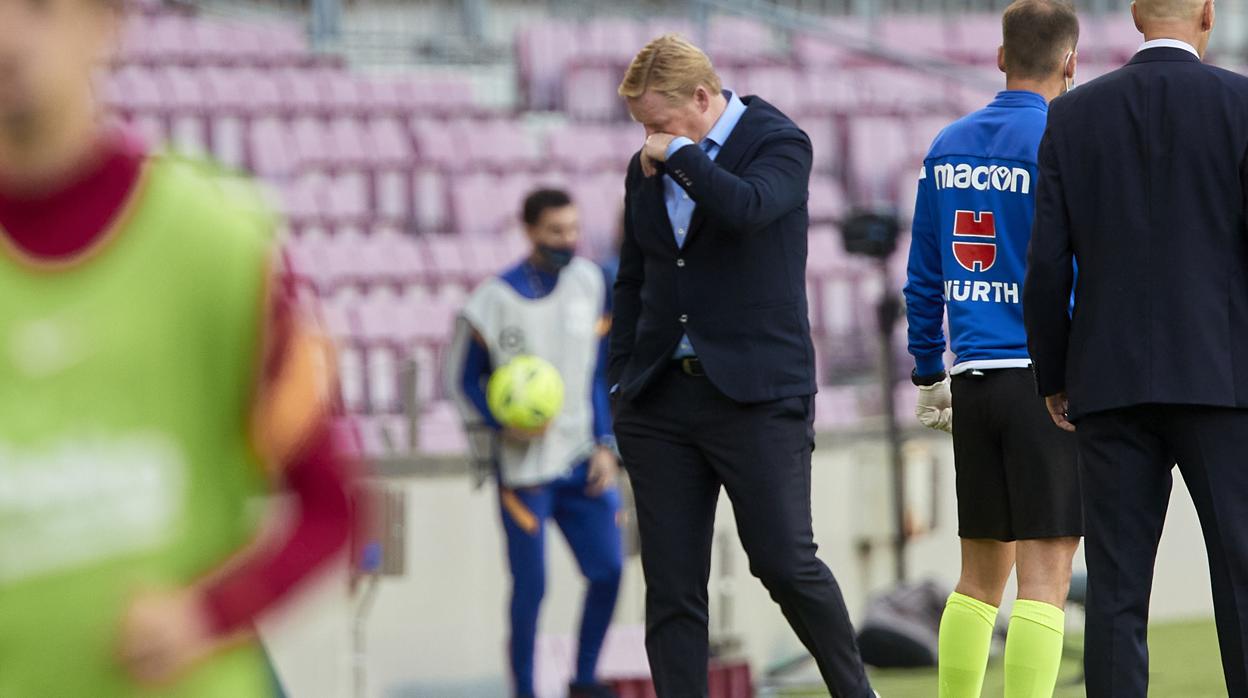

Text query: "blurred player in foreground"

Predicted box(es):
[0, 0, 354, 695]
[903, 2, 1080, 696]
[448, 189, 623, 698]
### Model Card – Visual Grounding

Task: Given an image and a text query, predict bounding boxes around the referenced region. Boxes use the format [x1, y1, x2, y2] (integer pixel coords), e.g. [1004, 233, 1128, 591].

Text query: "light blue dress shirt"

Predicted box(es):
[665, 90, 747, 358]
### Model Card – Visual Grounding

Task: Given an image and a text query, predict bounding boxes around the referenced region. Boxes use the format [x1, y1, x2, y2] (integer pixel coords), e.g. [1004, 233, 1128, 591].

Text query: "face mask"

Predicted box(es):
[538, 244, 575, 271]
[1063, 50, 1076, 94]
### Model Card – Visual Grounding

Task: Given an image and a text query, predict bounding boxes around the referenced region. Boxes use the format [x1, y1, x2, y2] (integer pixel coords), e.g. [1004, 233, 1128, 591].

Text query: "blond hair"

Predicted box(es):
[618, 34, 723, 103]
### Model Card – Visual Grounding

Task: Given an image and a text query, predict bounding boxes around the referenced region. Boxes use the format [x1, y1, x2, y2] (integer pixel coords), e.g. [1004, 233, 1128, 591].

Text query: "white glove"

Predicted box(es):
[915, 377, 953, 434]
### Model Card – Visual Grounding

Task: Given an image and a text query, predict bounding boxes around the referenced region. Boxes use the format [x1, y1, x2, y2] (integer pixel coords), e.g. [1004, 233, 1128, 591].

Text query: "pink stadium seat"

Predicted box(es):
[569, 171, 625, 259]
[366, 345, 401, 413]
[276, 66, 328, 113]
[879, 16, 954, 57]
[249, 117, 298, 178]
[255, 21, 310, 64]
[113, 65, 164, 113]
[352, 415, 389, 458]
[581, 18, 645, 61]
[369, 116, 414, 165]
[210, 115, 247, 170]
[291, 116, 333, 167]
[547, 125, 621, 172]
[337, 345, 367, 415]
[323, 72, 370, 113]
[450, 173, 506, 235]
[322, 283, 362, 339]
[742, 67, 802, 117]
[808, 176, 846, 224]
[564, 64, 625, 121]
[794, 29, 867, 67]
[424, 234, 471, 283]
[802, 115, 838, 173]
[160, 66, 208, 113]
[168, 114, 208, 155]
[408, 344, 439, 406]
[327, 116, 371, 166]
[411, 119, 463, 171]
[462, 236, 503, 282]
[813, 386, 862, 429]
[800, 69, 862, 114]
[325, 225, 369, 287]
[467, 120, 544, 171]
[416, 402, 469, 455]
[328, 172, 371, 222]
[126, 113, 167, 151]
[948, 15, 1002, 63]
[516, 22, 579, 110]
[848, 116, 913, 201]
[708, 16, 776, 61]
[358, 227, 418, 284]
[357, 284, 402, 345]
[806, 226, 847, 275]
[412, 169, 450, 233]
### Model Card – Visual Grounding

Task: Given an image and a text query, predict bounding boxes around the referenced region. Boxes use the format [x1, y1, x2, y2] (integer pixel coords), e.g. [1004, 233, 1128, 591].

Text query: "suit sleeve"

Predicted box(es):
[903, 165, 947, 376]
[664, 129, 813, 235]
[608, 157, 643, 389]
[1023, 123, 1075, 397]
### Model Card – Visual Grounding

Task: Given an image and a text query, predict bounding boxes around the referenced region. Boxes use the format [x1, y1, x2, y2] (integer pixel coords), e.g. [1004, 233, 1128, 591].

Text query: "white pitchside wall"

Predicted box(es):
[260, 431, 1217, 698]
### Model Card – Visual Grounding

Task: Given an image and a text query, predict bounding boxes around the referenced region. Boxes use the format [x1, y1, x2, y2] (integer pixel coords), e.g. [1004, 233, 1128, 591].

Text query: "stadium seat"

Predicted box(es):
[564, 64, 626, 122]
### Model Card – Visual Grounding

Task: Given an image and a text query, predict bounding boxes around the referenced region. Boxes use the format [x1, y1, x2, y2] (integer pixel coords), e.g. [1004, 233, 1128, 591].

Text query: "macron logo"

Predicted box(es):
[933, 162, 1031, 194]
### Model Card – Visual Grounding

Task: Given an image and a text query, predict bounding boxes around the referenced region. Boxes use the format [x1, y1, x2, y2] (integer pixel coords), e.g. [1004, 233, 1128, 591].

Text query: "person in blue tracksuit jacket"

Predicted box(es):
[447, 189, 622, 698]
[903, 3, 1082, 697]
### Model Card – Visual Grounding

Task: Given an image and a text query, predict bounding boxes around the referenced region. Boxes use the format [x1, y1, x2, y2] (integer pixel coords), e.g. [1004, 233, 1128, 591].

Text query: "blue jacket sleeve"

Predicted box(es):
[592, 268, 614, 442]
[460, 335, 501, 431]
[903, 164, 948, 376]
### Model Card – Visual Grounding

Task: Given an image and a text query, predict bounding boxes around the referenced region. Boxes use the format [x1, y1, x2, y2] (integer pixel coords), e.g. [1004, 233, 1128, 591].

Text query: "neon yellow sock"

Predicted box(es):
[938, 591, 999, 698]
[1004, 599, 1066, 698]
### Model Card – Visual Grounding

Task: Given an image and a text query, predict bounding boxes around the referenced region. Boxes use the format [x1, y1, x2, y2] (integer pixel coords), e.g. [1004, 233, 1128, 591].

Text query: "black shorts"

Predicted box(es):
[951, 368, 1082, 541]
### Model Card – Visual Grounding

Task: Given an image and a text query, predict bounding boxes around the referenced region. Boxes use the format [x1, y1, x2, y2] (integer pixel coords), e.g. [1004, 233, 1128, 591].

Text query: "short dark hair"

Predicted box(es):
[1002, 0, 1080, 80]
[521, 188, 573, 227]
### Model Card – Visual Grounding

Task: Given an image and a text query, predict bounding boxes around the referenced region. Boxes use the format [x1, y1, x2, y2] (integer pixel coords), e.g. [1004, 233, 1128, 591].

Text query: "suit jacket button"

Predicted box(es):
[677, 258, 686, 268]
[679, 314, 688, 324]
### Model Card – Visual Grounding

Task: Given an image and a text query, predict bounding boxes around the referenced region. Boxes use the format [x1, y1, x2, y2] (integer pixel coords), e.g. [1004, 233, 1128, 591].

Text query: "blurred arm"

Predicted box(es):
[199, 278, 354, 636]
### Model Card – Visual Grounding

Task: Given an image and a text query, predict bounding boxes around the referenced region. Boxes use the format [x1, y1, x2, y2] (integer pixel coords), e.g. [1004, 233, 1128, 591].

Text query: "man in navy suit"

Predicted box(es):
[1024, 1, 1248, 694]
[609, 34, 875, 698]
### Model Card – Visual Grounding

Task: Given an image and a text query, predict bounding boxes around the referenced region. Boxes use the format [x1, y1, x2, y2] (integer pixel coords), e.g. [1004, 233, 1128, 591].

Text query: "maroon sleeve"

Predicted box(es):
[198, 254, 359, 636]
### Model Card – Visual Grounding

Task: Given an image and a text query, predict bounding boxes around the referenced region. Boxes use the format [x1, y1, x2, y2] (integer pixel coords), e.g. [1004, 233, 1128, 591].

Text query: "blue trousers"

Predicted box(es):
[500, 461, 623, 698]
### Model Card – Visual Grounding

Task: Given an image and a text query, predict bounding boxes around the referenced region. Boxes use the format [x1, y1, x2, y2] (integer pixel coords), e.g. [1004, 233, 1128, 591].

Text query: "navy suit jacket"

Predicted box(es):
[609, 96, 816, 404]
[1024, 47, 1248, 419]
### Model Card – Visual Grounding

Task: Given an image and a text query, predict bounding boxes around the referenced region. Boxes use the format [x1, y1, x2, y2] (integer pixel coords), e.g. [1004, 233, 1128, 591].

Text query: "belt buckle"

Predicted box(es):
[680, 358, 704, 377]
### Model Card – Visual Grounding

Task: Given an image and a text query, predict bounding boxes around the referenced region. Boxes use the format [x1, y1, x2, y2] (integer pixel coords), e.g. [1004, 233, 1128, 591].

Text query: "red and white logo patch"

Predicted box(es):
[952, 210, 996, 272]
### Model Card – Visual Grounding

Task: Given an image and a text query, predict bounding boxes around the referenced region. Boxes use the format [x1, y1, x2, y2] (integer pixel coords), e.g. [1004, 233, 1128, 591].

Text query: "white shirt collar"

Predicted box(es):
[1137, 38, 1201, 59]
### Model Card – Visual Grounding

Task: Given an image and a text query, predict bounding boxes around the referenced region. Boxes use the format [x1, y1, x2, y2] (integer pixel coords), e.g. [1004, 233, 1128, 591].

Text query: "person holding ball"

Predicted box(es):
[448, 188, 622, 698]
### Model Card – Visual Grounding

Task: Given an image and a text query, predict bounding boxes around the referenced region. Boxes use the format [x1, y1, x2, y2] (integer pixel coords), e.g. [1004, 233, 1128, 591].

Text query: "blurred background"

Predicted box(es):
[101, 0, 1248, 695]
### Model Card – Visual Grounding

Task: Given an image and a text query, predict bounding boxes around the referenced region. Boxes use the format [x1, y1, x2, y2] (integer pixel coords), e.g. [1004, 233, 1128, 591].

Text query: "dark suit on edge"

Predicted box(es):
[610, 95, 873, 698]
[1024, 46, 1248, 697]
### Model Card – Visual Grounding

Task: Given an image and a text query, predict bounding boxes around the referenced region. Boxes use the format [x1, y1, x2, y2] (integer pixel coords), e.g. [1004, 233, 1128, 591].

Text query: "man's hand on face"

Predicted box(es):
[640, 133, 678, 178]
